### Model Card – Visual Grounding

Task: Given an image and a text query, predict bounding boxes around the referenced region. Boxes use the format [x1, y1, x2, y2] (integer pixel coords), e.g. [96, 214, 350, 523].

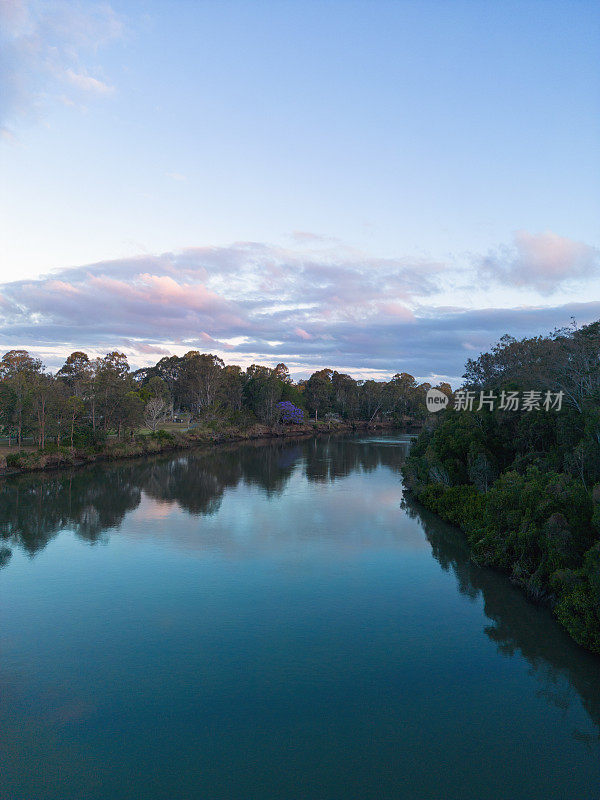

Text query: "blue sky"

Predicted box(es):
[1, 0, 599, 383]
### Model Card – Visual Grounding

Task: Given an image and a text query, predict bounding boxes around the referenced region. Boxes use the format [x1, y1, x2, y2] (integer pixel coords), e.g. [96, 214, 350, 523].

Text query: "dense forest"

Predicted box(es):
[403, 320, 600, 654]
[0, 348, 445, 453]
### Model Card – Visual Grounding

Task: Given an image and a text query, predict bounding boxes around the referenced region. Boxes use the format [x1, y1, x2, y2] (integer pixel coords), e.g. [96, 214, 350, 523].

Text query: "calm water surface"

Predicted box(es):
[1, 435, 599, 799]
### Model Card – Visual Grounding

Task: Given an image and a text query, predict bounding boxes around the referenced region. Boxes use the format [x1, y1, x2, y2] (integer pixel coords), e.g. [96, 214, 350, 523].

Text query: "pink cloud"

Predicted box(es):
[378, 302, 415, 320]
[46, 279, 82, 295]
[3, 237, 597, 381]
[479, 231, 599, 294]
[294, 327, 312, 340]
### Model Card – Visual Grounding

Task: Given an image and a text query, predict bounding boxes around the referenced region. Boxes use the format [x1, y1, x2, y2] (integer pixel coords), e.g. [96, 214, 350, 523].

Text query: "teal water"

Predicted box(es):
[0, 435, 599, 799]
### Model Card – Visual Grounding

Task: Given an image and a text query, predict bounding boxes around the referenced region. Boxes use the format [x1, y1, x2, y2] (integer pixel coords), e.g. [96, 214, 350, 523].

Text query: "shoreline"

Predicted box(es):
[401, 483, 600, 657]
[0, 419, 415, 478]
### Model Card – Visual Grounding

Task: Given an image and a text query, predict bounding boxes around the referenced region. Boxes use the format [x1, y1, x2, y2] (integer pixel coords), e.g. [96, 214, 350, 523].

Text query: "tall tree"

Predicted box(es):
[181, 352, 225, 417]
[96, 352, 132, 436]
[0, 350, 44, 449]
[56, 352, 92, 397]
[305, 369, 334, 421]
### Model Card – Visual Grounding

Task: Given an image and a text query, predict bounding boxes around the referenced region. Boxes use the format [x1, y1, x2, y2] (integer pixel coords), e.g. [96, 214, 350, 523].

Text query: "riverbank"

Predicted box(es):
[400, 477, 600, 656]
[0, 419, 410, 477]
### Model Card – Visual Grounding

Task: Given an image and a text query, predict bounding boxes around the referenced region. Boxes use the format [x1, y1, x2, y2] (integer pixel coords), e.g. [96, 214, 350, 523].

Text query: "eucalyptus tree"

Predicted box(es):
[0, 350, 44, 449]
[56, 352, 92, 397]
[243, 364, 284, 424]
[305, 369, 334, 421]
[181, 352, 226, 418]
[95, 352, 133, 436]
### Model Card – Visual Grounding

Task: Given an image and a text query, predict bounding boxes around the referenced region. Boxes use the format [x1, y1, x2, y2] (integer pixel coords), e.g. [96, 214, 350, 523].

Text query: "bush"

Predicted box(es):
[72, 425, 106, 451]
[554, 543, 600, 653]
[150, 429, 175, 443]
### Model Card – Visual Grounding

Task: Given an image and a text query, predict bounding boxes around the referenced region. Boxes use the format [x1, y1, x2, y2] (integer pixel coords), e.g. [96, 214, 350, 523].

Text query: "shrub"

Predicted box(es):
[6, 452, 21, 468]
[554, 543, 600, 653]
[150, 429, 175, 443]
[72, 425, 106, 451]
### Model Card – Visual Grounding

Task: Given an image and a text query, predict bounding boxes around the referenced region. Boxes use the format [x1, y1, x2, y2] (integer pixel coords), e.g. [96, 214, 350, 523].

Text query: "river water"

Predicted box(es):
[0, 434, 598, 799]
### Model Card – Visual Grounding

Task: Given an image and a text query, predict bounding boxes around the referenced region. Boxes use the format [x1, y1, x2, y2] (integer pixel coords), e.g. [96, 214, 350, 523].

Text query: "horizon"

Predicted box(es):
[1, 0, 599, 384]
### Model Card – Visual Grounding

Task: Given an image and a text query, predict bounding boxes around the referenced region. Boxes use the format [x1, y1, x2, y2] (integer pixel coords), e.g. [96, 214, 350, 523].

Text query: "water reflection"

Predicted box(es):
[0, 436, 411, 555]
[403, 495, 600, 739]
[1, 433, 598, 753]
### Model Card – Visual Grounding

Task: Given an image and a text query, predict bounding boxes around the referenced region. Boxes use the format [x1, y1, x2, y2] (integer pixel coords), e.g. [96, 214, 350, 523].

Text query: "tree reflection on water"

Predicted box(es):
[402, 494, 600, 741]
[1, 434, 598, 741]
[0, 436, 409, 553]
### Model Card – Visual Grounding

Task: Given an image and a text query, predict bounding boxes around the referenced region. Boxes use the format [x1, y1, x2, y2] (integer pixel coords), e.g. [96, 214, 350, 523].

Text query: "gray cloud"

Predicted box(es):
[0, 240, 598, 383]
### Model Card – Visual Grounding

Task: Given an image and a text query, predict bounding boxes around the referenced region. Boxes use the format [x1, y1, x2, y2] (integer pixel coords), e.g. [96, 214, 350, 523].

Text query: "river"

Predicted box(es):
[0, 434, 598, 799]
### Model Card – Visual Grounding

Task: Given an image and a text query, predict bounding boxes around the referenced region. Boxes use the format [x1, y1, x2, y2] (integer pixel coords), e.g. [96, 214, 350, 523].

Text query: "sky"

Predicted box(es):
[1, 0, 599, 384]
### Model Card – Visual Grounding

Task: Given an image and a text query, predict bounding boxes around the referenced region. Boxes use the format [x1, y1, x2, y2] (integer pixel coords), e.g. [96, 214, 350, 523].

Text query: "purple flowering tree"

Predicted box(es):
[276, 400, 304, 424]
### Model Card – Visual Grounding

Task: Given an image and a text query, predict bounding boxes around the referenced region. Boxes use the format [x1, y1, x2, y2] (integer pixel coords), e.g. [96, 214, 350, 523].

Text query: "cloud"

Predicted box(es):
[64, 67, 113, 94]
[0, 238, 598, 384]
[478, 231, 600, 294]
[0, 241, 446, 372]
[0, 0, 122, 133]
[294, 327, 312, 340]
[289, 230, 340, 245]
[121, 340, 170, 356]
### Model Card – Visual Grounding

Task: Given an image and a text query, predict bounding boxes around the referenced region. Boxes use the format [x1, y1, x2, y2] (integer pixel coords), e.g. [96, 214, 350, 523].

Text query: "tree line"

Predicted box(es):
[0, 348, 447, 450]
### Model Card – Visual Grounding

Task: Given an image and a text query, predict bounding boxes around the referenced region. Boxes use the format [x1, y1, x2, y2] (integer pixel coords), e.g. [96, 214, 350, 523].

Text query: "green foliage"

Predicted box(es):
[554, 544, 600, 653]
[417, 483, 485, 528]
[150, 429, 175, 443]
[72, 425, 106, 451]
[6, 453, 21, 468]
[403, 321, 600, 653]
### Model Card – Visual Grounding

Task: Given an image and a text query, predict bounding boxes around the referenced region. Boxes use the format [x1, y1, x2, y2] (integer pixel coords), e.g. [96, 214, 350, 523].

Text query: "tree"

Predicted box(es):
[551, 320, 600, 414]
[31, 371, 55, 448]
[95, 352, 132, 436]
[222, 365, 244, 413]
[144, 397, 170, 431]
[331, 371, 359, 418]
[0, 380, 18, 445]
[153, 355, 186, 406]
[305, 369, 333, 421]
[244, 365, 283, 424]
[181, 352, 225, 417]
[0, 350, 43, 379]
[273, 363, 292, 384]
[277, 401, 304, 424]
[359, 379, 384, 422]
[118, 391, 145, 436]
[0, 350, 44, 449]
[66, 396, 85, 449]
[56, 352, 91, 397]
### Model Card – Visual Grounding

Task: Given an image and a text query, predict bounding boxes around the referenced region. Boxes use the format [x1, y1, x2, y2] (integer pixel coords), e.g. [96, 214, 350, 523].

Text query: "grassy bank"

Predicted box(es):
[0, 419, 403, 477]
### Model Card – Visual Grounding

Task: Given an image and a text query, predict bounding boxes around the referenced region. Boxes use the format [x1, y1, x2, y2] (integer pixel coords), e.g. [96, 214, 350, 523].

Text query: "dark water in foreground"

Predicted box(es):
[0, 435, 599, 800]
